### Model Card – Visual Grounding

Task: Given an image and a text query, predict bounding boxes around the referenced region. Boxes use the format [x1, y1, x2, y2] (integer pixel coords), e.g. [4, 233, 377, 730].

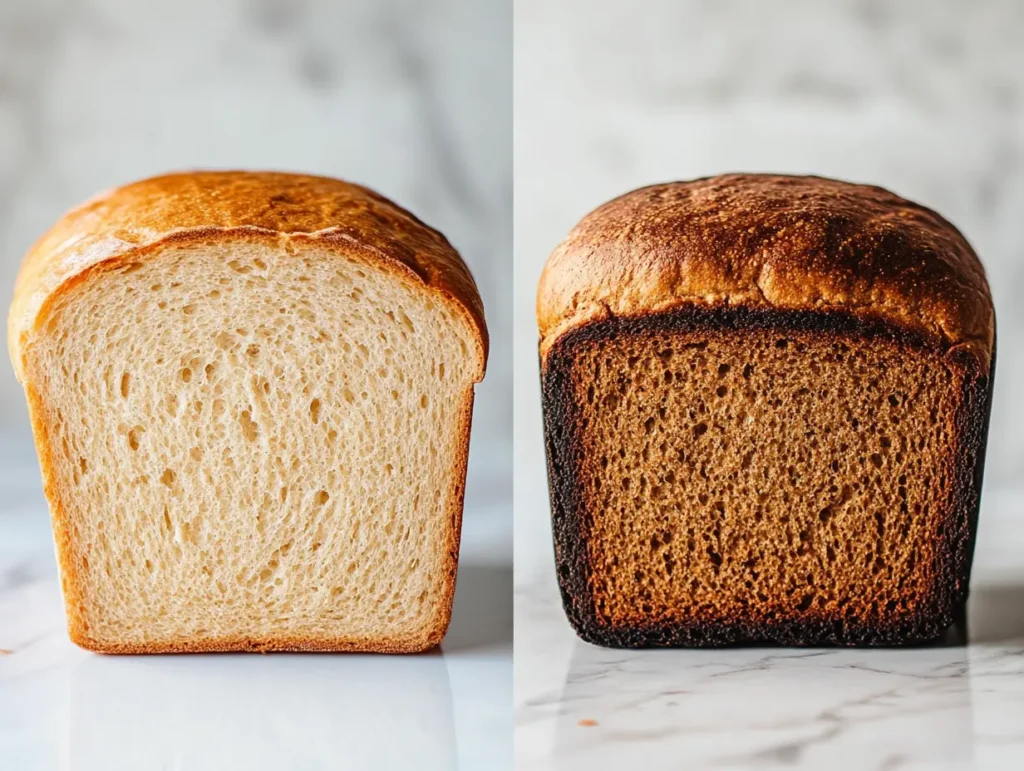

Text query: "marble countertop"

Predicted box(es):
[515, 487, 1024, 770]
[0, 443, 512, 771]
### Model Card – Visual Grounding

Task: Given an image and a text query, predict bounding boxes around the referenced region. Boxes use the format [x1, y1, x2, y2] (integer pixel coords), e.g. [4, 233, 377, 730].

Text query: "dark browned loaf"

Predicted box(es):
[537, 174, 994, 647]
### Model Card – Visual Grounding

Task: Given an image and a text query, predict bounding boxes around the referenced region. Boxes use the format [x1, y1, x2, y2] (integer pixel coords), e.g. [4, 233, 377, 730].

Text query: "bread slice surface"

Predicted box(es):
[10, 172, 486, 653]
[543, 308, 990, 646]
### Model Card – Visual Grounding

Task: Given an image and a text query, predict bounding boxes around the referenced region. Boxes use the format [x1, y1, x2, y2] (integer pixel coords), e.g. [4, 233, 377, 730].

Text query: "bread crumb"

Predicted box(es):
[558, 325, 966, 645]
[0, 648, 11, 655]
[578, 718, 598, 727]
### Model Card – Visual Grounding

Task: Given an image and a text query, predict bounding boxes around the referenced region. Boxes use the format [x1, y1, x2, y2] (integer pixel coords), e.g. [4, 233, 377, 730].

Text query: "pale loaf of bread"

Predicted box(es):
[8, 170, 487, 653]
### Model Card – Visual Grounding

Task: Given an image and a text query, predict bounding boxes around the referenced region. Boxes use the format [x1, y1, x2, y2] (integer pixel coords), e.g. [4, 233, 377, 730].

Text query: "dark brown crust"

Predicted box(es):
[11, 171, 486, 655]
[538, 174, 993, 372]
[542, 306, 994, 647]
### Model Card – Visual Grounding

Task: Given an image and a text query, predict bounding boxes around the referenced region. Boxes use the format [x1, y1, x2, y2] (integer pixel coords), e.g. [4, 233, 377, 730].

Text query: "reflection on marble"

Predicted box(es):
[1, 558, 512, 771]
[516, 490, 1024, 769]
[550, 645, 980, 770]
[514, 3, 1024, 765]
[67, 653, 455, 770]
[1, 606, 462, 770]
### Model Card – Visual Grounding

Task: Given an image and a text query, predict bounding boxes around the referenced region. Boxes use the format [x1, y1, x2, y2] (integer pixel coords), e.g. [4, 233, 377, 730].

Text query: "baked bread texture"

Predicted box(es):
[538, 174, 993, 647]
[9, 171, 487, 653]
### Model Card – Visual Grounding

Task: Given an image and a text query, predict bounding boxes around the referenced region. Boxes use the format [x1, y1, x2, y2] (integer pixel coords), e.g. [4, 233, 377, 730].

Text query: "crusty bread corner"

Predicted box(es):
[536, 174, 993, 369]
[9, 170, 487, 384]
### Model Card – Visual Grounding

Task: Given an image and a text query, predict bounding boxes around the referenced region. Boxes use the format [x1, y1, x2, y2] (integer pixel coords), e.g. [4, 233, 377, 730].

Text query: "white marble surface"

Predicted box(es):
[0, 439, 512, 771]
[515, 487, 1024, 770]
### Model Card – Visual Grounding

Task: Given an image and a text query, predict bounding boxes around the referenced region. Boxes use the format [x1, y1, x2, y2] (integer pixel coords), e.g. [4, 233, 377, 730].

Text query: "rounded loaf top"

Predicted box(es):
[9, 170, 487, 381]
[537, 174, 993, 367]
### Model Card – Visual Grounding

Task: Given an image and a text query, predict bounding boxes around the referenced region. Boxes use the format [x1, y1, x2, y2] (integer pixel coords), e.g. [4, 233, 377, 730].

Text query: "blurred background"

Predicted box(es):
[0, 0, 511, 520]
[514, 0, 1024, 576]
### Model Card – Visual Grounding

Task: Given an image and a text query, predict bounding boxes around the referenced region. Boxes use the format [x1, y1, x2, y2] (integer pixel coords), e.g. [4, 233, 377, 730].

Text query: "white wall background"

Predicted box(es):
[0, 0, 512, 511]
[515, 0, 1024, 575]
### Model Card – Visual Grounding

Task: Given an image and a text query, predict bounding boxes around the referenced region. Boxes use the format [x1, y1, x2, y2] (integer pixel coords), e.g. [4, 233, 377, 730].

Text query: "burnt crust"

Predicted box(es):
[538, 174, 993, 372]
[541, 306, 994, 647]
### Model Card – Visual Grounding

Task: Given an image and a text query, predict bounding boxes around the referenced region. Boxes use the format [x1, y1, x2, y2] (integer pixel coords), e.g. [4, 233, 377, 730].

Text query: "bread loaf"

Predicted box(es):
[538, 174, 993, 646]
[9, 171, 487, 653]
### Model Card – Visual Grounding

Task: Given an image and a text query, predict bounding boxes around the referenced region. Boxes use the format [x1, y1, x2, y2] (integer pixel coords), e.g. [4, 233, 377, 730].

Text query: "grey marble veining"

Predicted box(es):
[0, 3, 512, 766]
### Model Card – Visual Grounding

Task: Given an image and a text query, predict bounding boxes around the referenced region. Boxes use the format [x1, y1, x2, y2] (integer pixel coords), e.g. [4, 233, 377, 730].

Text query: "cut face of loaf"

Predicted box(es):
[542, 308, 991, 646]
[24, 240, 481, 653]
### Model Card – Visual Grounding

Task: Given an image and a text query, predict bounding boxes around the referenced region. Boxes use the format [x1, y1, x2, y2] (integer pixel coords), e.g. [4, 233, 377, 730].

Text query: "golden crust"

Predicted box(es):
[537, 174, 993, 368]
[10, 170, 487, 382]
[11, 171, 485, 655]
